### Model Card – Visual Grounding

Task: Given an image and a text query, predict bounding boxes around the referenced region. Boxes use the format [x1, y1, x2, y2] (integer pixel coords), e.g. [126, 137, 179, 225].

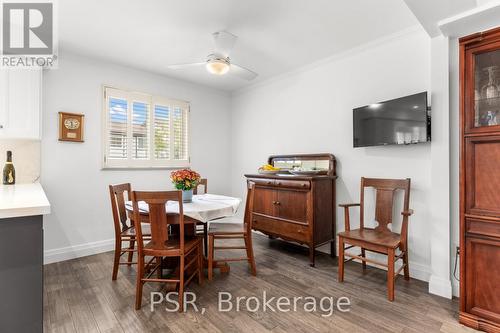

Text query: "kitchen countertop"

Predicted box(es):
[0, 183, 51, 219]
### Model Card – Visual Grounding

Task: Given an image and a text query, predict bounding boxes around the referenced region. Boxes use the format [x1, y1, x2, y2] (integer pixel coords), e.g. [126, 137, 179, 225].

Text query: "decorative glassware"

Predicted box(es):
[481, 66, 499, 100]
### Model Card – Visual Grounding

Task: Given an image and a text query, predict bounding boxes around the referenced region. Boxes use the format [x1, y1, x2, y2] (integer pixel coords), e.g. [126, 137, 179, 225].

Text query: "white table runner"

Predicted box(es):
[125, 194, 241, 223]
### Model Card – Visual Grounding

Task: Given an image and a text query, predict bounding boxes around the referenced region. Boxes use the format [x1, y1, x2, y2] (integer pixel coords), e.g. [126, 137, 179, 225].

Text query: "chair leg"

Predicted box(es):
[387, 248, 395, 301]
[245, 233, 257, 276]
[135, 254, 144, 310]
[178, 254, 185, 313]
[361, 248, 367, 270]
[198, 242, 203, 285]
[208, 234, 214, 281]
[127, 239, 135, 266]
[403, 250, 410, 281]
[112, 239, 121, 281]
[338, 237, 345, 282]
[156, 256, 162, 278]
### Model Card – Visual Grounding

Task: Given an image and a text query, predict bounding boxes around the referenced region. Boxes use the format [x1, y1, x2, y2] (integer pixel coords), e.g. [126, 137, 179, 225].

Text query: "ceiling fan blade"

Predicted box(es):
[213, 31, 237, 57]
[230, 63, 258, 81]
[167, 62, 205, 70]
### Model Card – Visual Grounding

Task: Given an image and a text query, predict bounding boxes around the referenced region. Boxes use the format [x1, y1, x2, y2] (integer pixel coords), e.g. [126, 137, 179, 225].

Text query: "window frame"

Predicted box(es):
[102, 86, 191, 169]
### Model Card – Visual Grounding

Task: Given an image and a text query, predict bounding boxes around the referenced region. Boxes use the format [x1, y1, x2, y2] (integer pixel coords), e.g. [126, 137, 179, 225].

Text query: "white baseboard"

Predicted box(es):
[429, 275, 453, 299]
[44, 238, 115, 265]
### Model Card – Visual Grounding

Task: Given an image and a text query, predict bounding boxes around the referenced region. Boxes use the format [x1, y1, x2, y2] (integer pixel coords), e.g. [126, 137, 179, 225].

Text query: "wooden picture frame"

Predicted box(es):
[59, 112, 84, 142]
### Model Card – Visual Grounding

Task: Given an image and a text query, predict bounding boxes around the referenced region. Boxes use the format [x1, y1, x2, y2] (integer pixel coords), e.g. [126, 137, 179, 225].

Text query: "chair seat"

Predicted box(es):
[208, 222, 246, 235]
[338, 228, 401, 249]
[121, 224, 151, 237]
[143, 236, 201, 256]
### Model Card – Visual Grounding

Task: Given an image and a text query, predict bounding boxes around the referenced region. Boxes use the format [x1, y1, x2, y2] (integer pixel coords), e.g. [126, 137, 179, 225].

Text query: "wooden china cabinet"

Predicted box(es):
[459, 26, 500, 332]
[245, 154, 336, 267]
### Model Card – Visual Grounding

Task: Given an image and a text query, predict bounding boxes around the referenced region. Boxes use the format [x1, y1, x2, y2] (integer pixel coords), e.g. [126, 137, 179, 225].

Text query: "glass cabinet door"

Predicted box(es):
[474, 49, 500, 127]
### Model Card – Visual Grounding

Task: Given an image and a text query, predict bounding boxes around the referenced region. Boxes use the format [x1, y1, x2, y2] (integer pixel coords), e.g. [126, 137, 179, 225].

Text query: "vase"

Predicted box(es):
[182, 189, 193, 203]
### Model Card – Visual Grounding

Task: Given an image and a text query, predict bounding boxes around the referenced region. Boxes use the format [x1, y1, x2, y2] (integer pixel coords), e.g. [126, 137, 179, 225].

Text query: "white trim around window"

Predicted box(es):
[102, 86, 190, 169]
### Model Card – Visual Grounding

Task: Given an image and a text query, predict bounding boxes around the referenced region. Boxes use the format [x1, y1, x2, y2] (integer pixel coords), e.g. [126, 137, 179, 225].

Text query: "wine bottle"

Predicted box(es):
[3, 151, 15, 185]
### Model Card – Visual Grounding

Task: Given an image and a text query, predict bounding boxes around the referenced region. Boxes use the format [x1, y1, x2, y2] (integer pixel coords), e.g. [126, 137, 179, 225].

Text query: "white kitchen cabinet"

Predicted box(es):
[0, 68, 42, 140]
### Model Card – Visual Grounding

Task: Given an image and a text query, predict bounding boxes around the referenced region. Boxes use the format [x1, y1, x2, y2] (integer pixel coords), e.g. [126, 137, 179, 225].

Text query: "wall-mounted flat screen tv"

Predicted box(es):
[353, 92, 430, 148]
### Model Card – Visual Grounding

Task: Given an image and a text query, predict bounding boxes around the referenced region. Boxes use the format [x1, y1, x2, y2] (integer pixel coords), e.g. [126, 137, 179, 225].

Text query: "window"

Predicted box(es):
[103, 87, 190, 168]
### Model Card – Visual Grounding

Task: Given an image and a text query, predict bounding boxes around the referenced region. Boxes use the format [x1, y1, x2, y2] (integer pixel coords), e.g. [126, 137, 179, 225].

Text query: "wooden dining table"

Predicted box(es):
[125, 193, 242, 273]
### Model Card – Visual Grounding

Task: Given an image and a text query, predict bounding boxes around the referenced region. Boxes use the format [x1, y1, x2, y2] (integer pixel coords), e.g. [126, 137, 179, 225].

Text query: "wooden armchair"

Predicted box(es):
[337, 177, 413, 301]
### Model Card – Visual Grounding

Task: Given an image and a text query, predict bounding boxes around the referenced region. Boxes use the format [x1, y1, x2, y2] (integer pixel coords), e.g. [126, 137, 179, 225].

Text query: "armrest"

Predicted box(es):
[339, 203, 360, 208]
[339, 203, 360, 231]
[401, 209, 414, 216]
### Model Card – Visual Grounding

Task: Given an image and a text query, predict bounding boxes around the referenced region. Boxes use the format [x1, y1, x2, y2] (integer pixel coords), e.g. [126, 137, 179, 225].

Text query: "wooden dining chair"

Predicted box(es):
[207, 182, 257, 280]
[193, 178, 207, 195]
[109, 183, 151, 280]
[131, 190, 203, 311]
[337, 178, 413, 301]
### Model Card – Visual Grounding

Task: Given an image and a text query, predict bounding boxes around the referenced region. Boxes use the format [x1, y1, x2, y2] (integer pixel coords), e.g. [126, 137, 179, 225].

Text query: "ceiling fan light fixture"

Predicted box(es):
[206, 57, 230, 75]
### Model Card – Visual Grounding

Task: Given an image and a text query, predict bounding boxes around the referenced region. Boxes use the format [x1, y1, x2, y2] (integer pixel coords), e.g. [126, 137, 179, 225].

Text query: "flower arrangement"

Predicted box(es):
[170, 169, 201, 191]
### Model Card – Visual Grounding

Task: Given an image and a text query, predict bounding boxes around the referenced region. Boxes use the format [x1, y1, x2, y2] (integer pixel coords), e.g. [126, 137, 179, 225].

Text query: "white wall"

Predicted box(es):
[230, 28, 434, 281]
[42, 52, 232, 263]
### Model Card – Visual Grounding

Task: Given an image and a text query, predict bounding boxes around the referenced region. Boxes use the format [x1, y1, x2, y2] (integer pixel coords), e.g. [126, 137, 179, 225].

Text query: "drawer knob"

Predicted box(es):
[276, 182, 281, 185]
[276, 201, 281, 205]
[266, 181, 272, 185]
[302, 183, 307, 187]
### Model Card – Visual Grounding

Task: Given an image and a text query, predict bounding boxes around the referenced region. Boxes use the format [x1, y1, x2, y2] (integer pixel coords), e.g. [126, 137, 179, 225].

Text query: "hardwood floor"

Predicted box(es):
[44, 233, 476, 333]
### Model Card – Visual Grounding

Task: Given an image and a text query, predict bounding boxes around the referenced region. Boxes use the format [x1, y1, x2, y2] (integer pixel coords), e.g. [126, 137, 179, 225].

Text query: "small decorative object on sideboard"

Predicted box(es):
[2, 151, 15, 185]
[170, 169, 201, 203]
[245, 153, 337, 267]
[59, 112, 84, 142]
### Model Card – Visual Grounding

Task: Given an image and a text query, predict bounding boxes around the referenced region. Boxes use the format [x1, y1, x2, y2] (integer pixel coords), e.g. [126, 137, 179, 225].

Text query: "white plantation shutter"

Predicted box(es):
[172, 104, 189, 160]
[103, 87, 190, 168]
[153, 105, 170, 160]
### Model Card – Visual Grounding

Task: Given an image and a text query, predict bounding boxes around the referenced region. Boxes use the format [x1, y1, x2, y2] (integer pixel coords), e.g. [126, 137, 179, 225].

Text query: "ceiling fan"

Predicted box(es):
[167, 31, 258, 81]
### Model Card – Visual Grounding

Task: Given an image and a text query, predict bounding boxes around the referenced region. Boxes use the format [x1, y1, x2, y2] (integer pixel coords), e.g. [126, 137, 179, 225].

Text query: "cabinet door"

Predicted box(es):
[0, 68, 41, 139]
[465, 236, 500, 324]
[277, 190, 309, 223]
[464, 41, 500, 134]
[0, 69, 7, 131]
[253, 187, 276, 216]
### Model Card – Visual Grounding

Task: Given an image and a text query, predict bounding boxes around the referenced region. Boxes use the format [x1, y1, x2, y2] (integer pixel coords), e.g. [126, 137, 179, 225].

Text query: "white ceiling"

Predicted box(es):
[59, 0, 420, 91]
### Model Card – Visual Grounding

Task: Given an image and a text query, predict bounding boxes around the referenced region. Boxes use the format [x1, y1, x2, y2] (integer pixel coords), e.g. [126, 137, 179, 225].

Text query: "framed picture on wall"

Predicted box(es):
[58, 112, 84, 142]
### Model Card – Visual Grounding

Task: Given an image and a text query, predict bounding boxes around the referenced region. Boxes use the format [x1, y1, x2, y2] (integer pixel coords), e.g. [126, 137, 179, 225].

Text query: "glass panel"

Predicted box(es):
[154, 105, 170, 160]
[474, 50, 500, 127]
[108, 97, 128, 159]
[132, 101, 150, 159]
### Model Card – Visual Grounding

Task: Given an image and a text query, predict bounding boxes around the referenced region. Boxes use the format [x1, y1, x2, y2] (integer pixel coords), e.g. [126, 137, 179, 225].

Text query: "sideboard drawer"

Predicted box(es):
[275, 179, 310, 190]
[252, 215, 309, 243]
[252, 178, 275, 187]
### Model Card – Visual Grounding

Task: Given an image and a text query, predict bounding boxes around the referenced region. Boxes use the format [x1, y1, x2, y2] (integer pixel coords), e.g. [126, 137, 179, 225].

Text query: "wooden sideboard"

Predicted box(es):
[459, 27, 500, 332]
[245, 154, 336, 266]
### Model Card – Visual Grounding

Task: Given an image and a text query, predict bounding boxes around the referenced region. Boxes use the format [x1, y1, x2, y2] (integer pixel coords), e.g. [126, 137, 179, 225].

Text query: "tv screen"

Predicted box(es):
[353, 92, 429, 148]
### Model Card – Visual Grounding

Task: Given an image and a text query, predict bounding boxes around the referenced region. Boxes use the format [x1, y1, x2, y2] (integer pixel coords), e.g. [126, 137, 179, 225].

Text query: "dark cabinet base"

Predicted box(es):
[0, 215, 43, 333]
